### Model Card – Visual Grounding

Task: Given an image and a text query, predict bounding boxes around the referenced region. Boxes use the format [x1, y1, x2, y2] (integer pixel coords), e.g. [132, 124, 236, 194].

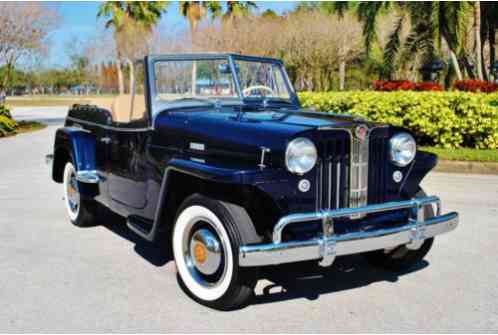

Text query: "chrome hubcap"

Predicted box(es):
[183, 219, 227, 288]
[66, 172, 79, 213]
[190, 229, 222, 276]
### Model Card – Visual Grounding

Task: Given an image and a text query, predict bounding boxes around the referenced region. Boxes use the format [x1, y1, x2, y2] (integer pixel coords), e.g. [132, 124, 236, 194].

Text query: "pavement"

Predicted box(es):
[1, 107, 497, 332]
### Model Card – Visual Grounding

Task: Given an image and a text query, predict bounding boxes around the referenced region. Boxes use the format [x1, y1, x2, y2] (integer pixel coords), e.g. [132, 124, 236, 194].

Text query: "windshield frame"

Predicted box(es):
[146, 53, 300, 117]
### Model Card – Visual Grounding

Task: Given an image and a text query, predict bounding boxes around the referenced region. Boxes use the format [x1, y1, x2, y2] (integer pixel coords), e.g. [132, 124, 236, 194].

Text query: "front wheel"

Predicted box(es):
[364, 189, 435, 272]
[63, 161, 96, 227]
[172, 194, 260, 310]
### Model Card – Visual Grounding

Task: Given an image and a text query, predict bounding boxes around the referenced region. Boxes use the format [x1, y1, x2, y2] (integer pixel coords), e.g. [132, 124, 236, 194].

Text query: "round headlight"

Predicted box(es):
[285, 137, 317, 175]
[390, 133, 416, 167]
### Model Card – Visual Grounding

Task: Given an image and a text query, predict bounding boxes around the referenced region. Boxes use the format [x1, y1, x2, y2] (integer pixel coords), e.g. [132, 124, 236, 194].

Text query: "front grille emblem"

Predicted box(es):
[355, 125, 369, 142]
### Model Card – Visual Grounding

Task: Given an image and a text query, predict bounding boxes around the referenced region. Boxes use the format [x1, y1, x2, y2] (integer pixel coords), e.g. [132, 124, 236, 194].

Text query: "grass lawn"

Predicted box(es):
[421, 146, 498, 163]
[5, 95, 116, 107]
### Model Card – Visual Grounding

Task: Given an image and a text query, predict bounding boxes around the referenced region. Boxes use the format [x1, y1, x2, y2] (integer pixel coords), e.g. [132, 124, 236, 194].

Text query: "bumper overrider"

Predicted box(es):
[239, 196, 458, 267]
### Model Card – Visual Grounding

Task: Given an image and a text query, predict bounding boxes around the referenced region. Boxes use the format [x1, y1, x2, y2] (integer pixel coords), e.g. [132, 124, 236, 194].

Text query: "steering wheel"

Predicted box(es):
[242, 85, 274, 97]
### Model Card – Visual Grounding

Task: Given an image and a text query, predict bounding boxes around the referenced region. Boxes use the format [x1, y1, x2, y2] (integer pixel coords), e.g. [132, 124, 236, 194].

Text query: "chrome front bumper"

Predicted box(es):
[239, 196, 459, 267]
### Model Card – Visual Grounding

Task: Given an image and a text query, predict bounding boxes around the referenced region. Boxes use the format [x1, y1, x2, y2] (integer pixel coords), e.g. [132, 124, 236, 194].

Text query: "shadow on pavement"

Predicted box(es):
[253, 257, 428, 305]
[94, 207, 428, 306]
[96, 207, 173, 267]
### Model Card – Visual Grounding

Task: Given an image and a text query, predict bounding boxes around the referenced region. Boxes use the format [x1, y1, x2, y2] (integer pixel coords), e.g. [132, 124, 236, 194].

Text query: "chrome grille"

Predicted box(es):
[316, 127, 386, 215]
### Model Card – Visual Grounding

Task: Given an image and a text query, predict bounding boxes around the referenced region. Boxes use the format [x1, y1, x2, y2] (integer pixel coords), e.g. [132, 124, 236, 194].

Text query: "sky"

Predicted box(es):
[45, 1, 299, 68]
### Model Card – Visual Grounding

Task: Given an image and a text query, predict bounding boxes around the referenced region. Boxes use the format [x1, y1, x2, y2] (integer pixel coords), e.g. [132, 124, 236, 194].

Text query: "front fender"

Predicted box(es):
[164, 158, 311, 214]
[401, 151, 438, 197]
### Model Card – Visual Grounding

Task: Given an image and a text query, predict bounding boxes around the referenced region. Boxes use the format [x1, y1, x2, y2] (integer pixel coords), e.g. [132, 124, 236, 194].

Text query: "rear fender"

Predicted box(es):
[52, 127, 99, 199]
[53, 127, 97, 178]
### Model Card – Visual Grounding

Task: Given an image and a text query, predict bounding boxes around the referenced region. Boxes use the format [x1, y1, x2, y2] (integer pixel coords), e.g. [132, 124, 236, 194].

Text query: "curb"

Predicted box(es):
[435, 160, 498, 175]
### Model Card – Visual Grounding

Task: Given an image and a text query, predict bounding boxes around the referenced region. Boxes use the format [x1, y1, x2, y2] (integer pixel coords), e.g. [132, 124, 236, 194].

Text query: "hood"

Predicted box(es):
[153, 106, 383, 167]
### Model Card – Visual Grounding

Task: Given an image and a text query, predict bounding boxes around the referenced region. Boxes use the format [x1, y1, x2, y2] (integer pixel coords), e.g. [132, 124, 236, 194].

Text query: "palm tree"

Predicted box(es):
[179, 1, 221, 95]
[223, 1, 257, 23]
[481, 2, 498, 79]
[179, 1, 222, 39]
[319, 2, 356, 90]
[98, 2, 169, 94]
[474, 1, 483, 80]
[357, 2, 469, 81]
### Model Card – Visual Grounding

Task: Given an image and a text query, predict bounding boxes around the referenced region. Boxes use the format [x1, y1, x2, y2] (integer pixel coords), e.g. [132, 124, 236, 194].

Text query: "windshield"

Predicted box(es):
[152, 56, 294, 111]
[154, 59, 239, 105]
[234, 60, 292, 101]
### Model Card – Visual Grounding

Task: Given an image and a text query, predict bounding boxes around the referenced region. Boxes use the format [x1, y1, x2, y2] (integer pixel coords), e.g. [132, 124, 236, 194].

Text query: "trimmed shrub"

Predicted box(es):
[454, 80, 498, 93]
[373, 80, 443, 92]
[0, 105, 17, 137]
[298, 91, 498, 149]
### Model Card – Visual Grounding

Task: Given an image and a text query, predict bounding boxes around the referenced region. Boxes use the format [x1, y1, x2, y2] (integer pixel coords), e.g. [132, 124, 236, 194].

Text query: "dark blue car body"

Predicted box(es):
[50, 53, 437, 242]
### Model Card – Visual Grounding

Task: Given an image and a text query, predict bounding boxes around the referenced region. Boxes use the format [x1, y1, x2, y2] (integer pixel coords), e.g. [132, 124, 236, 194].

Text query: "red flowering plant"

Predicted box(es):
[373, 80, 415, 91]
[454, 80, 498, 93]
[414, 82, 443, 91]
[373, 80, 443, 91]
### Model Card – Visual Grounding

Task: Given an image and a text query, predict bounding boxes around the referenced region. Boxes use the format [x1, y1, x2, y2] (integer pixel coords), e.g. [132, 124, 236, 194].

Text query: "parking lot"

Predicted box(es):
[1, 107, 497, 332]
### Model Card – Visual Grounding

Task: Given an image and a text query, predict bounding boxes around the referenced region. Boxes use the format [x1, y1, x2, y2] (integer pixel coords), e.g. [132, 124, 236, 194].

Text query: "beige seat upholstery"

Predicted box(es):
[88, 95, 146, 123]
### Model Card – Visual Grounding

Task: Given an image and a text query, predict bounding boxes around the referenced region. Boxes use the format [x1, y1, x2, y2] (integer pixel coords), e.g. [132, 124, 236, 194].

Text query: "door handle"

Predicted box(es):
[101, 137, 111, 144]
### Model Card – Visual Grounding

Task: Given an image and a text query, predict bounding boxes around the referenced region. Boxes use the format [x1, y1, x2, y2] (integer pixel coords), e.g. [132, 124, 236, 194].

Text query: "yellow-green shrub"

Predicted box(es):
[299, 91, 498, 149]
[0, 105, 17, 137]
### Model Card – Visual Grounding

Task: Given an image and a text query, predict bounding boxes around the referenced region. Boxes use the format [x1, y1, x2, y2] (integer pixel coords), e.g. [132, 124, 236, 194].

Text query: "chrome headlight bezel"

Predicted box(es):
[389, 132, 417, 167]
[285, 137, 318, 175]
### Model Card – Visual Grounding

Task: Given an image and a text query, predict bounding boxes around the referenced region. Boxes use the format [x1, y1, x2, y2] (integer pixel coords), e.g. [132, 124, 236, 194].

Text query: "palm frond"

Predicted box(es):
[382, 14, 405, 79]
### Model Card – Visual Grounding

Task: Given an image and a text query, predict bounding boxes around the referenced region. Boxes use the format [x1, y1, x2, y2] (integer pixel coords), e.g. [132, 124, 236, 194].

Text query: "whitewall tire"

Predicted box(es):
[172, 194, 261, 310]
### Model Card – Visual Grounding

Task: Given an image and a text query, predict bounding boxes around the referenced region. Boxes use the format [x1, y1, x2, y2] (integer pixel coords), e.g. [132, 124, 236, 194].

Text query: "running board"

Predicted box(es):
[127, 216, 156, 241]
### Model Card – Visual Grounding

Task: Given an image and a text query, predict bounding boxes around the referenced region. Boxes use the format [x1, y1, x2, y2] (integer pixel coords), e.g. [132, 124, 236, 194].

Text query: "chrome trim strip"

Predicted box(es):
[239, 209, 458, 267]
[66, 116, 152, 132]
[335, 161, 341, 209]
[327, 159, 332, 209]
[273, 195, 441, 244]
[75, 170, 100, 184]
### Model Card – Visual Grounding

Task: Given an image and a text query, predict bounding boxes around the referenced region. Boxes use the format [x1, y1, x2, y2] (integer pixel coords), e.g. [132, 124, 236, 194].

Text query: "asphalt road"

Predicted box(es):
[1, 107, 497, 332]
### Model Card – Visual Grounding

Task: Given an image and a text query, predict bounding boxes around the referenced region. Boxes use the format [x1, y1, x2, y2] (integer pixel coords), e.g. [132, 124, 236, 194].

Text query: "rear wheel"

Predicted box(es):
[63, 161, 96, 227]
[364, 189, 435, 271]
[172, 194, 260, 310]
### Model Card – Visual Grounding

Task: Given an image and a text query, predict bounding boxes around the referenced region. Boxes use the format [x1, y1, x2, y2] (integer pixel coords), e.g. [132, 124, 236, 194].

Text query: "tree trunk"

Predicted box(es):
[490, 23, 496, 80]
[339, 60, 346, 91]
[475, 1, 484, 80]
[116, 58, 124, 95]
[450, 50, 463, 80]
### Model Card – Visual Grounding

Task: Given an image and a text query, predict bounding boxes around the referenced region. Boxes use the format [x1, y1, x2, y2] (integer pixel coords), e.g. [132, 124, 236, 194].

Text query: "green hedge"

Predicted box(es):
[0, 105, 17, 137]
[299, 91, 498, 149]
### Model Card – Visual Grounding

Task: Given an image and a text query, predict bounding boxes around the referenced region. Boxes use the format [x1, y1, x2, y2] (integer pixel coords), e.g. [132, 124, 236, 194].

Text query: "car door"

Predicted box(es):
[107, 125, 150, 210]
[107, 62, 152, 212]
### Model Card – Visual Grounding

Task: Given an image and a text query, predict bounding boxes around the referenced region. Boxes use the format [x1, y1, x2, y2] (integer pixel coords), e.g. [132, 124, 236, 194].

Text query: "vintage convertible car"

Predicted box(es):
[47, 53, 458, 310]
